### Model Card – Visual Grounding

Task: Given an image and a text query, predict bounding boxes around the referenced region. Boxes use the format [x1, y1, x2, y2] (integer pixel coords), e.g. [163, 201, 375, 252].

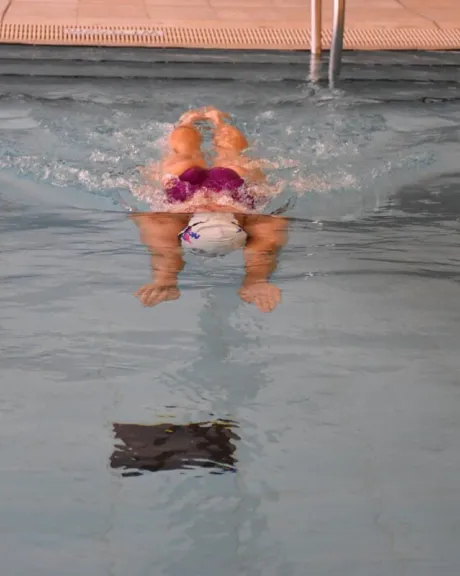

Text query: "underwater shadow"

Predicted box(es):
[110, 419, 240, 477]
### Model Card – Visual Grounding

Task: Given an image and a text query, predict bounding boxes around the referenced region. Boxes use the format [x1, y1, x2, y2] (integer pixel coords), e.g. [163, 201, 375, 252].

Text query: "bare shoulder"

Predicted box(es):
[240, 213, 288, 231]
[129, 212, 189, 249]
[240, 214, 288, 249]
[129, 212, 189, 228]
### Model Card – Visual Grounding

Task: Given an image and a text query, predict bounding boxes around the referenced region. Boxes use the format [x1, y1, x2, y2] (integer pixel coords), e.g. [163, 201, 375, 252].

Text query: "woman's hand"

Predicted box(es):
[135, 283, 180, 307]
[238, 281, 281, 313]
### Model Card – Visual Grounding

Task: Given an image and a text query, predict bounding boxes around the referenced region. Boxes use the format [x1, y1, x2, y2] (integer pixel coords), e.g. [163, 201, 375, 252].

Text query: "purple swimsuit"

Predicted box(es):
[164, 166, 255, 209]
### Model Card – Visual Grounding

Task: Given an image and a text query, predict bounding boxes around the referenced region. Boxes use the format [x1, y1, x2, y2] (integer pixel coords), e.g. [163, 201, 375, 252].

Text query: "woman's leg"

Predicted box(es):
[160, 112, 209, 178]
[154, 107, 267, 183]
[204, 108, 267, 183]
[160, 125, 207, 178]
[141, 120, 208, 183]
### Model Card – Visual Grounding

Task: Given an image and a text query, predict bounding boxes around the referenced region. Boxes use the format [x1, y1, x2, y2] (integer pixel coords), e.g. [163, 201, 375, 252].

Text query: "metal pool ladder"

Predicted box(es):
[310, 0, 346, 85]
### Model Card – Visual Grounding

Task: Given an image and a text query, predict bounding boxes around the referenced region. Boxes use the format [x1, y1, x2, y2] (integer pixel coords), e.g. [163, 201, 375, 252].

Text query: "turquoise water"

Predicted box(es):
[1, 72, 460, 576]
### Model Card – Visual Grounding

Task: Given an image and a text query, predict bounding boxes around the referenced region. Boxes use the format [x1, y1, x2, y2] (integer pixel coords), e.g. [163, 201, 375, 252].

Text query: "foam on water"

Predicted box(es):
[0, 81, 380, 219]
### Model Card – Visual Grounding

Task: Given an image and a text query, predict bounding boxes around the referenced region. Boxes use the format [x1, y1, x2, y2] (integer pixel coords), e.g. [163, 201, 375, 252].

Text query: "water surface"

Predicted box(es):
[1, 68, 460, 576]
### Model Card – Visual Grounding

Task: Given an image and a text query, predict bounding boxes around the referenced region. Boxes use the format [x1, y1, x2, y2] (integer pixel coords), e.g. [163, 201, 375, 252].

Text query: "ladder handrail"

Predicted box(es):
[310, 0, 347, 84]
[329, 0, 346, 84]
[311, 0, 322, 56]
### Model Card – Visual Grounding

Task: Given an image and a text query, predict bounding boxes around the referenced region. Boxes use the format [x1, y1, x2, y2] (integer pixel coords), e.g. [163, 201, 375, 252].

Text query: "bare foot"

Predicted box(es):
[202, 106, 231, 126]
[177, 109, 208, 126]
[135, 283, 180, 307]
[178, 106, 230, 128]
[238, 282, 281, 313]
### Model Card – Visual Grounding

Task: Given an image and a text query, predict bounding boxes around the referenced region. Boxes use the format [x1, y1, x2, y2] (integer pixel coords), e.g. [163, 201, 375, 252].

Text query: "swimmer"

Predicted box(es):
[131, 106, 288, 313]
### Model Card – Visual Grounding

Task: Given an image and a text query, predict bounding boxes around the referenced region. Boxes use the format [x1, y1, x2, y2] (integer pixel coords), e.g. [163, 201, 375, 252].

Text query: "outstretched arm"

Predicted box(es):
[239, 215, 288, 312]
[130, 213, 188, 307]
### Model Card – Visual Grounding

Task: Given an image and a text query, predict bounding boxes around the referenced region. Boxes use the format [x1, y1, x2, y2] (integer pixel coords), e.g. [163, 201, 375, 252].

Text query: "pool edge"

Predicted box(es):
[0, 24, 460, 52]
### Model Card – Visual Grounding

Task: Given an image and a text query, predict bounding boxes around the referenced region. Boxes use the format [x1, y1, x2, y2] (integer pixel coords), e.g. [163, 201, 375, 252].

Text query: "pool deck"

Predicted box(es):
[0, 0, 459, 51]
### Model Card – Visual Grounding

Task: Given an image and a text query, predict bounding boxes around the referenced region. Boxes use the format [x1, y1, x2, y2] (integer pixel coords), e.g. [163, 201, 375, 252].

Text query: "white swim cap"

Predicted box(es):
[179, 212, 247, 255]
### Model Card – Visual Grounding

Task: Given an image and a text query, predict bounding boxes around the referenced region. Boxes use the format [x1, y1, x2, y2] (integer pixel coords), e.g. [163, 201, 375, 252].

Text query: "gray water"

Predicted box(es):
[1, 69, 460, 576]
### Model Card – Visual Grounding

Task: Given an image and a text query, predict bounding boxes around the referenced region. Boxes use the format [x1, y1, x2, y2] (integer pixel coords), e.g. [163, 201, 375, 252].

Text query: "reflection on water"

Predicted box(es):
[111, 420, 240, 476]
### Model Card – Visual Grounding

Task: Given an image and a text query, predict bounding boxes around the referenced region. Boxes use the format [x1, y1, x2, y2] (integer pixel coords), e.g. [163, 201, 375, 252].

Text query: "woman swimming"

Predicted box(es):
[131, 106, 288, 313]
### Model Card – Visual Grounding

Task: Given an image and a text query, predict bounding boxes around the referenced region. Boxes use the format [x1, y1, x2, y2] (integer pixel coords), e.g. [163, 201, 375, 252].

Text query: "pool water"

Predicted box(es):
[1, 63, 460, 576]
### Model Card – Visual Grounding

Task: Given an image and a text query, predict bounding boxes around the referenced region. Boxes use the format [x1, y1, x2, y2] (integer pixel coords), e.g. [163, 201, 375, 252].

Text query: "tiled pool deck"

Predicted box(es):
[0, 0, 459, 51]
